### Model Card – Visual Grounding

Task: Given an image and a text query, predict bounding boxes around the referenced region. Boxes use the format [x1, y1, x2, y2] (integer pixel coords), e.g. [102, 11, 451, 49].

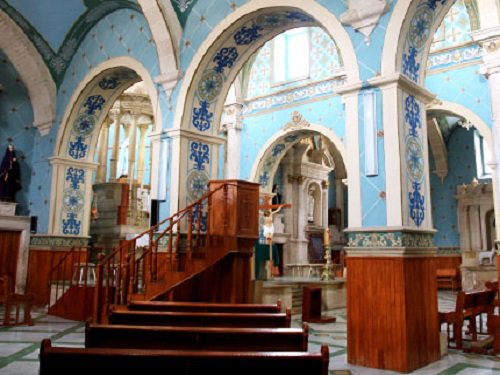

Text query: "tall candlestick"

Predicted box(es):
[324, 227, 330, 245]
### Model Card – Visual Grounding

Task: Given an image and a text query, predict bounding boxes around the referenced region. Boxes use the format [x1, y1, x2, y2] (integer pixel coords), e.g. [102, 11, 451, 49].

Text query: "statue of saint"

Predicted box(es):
[262, 207, 282, 244]
[0, 144, 21, 202]
[307, 188, 315, 223]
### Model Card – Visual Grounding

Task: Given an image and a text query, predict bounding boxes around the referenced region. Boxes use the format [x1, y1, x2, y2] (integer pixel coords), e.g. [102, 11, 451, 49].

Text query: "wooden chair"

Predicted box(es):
[0, 275, 34, 326]
[438, 291, 475, 349]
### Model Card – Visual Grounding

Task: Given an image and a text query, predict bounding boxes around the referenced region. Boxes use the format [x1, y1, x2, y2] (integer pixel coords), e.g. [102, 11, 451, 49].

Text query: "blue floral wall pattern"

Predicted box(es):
[190, 10, 314, 134]
[402, 0, 450, 84]
[60, 69, 138, 235]
[404, 94, 426, 227]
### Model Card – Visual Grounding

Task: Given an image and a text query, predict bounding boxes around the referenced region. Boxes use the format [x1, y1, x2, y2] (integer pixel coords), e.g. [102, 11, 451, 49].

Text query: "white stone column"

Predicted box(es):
[474, 30, 500, 245]
[223, 103, 243, 179]
[96, 117, 111, 183]
[321, 184, 328, 228]
[128, 112, 139, 183]
[109, 109, 122, 182]
[336, 178, 344, 228]
[136, 122, 149, 185]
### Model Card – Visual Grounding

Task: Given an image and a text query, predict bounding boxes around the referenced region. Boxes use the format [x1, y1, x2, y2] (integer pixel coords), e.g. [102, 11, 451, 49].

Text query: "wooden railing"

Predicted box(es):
[93, 182, 235, 323]
[47, 246, 96, 312]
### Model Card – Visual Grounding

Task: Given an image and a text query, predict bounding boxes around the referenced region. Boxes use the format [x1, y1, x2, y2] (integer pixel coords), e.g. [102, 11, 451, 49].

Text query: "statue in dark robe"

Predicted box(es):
[0, 144, 21, 202]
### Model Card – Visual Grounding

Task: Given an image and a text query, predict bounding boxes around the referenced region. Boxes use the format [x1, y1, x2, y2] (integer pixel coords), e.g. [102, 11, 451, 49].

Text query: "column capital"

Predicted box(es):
[472, 27, 500, 76]
[221, 102, 244, 132]
[155, 70, 183, 96]
[109, 108, 122, 121]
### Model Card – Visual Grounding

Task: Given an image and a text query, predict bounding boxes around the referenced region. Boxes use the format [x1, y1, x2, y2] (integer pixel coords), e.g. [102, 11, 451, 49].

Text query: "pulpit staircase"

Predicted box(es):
[48, 180, 260, 323]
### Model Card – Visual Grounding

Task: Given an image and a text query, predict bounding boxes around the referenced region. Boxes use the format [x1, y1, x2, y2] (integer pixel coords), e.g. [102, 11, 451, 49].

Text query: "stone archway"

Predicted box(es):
[169, 1, 358, 214]
[250, 124, 347, 268]
[48, 58, 162, 237]
[0, 10, 56, 135]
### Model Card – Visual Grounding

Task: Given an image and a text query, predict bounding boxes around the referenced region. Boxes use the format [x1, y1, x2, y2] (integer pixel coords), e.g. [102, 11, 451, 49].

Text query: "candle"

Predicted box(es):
[324, 228, 330, 245]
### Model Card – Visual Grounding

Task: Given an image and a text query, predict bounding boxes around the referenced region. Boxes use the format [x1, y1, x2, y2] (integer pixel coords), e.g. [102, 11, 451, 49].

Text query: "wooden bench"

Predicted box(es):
[0, 275, 34, 326]
[40, 339, 329, 375]
[436, 268, 459, 290]
[85, 322, 308, 351]
[126, 300, 282, 313]
[108, 308, 292, 328]
[439, 289, 496, 349]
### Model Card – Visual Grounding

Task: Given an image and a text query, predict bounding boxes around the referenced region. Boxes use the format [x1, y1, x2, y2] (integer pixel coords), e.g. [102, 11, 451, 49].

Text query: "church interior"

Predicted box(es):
[2, 0, 500, 373]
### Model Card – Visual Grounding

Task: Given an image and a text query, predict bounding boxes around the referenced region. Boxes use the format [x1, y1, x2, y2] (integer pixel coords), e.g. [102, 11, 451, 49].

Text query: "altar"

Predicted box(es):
[254, 276, 347, 312]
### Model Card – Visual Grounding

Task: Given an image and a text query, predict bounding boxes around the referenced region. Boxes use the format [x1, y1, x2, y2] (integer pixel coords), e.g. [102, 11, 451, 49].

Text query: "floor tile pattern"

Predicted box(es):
[0, 292, 499, 374]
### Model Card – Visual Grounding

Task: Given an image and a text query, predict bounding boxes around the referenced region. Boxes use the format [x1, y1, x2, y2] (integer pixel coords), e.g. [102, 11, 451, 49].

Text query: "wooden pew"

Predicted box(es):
[436, 268, 459, 290]
[108, 308, 292, 328]
[40, 339, 329, 375]
[0, 275, 34, 326]
[85, 322, 308, 351]
[439, 289, 496, 349]
[126, 300, 282, 313]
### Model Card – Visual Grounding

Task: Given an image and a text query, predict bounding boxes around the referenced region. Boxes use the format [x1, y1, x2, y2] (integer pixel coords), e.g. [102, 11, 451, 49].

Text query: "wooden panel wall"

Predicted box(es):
[347, 256, 440, 373]
[26, 249, 87, 306]
[0, 230, 21, 286]
[167, 253, 252, 303]
[434, 255, 461, 270]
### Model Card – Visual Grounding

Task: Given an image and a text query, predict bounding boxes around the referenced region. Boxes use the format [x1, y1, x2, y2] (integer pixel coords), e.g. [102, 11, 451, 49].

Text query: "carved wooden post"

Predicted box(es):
[92, 253, 104, 323]
[208, 180, 260, 302]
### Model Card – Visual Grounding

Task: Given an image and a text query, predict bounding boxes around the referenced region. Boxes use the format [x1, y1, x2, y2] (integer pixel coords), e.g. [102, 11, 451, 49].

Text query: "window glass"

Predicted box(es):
[272, 28, 309, 84]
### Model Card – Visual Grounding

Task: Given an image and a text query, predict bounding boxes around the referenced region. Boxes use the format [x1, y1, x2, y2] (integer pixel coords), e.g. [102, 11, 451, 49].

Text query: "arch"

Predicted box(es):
[49, 56, 162, 236]
[426, 115, 448, 181]
[249, 123, 347, 192]
[174, 0, 360, 133]
[0, 10, 56, 135]
[381, 0, 456, 84]
[138, 0, 182, 94]
[427, 100, 493, 153]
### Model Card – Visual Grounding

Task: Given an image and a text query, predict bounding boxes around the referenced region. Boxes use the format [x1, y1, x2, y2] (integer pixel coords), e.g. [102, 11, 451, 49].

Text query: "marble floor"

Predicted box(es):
[0, 291, 499, 374]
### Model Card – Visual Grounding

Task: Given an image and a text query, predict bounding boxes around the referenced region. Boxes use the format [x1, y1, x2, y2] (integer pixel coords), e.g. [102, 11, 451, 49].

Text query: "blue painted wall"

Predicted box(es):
[430, 126, 477, 247]
[240, 96, 345, 181]
[0, 49, 35, 216]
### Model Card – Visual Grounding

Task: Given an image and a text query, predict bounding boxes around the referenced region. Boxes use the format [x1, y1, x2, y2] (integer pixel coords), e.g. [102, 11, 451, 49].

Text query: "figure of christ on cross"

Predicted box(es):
[259, 196, 291, 279]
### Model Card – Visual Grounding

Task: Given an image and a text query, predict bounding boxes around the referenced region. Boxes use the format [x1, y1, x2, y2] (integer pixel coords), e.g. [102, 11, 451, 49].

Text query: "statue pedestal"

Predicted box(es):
[0, 202, 16, 216]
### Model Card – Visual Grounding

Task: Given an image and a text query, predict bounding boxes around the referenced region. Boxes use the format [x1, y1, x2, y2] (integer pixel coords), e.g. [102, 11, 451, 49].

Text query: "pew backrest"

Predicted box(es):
[85, 322, 308, 351]
[108, 308, 292, 328]
[127, 300, 282, 313]
[40, 339, 329, 375]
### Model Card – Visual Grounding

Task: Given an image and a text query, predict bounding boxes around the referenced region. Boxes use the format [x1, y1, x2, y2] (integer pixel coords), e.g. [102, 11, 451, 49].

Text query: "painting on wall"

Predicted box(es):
[308, 232, 325, 264]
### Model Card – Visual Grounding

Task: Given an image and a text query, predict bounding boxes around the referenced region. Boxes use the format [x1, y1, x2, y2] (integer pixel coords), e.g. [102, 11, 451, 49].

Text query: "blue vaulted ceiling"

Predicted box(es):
[1, 0, 140, 86]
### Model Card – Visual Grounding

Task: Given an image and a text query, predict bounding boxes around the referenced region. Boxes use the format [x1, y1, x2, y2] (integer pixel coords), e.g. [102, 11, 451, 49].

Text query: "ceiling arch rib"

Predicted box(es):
[0, 10, 56, 136]
[138, 0, 182, 95]
[427, 116, 448, 182]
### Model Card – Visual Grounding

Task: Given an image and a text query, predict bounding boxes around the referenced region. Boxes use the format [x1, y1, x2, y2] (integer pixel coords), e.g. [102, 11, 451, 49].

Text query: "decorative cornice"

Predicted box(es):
[30, 234, 90, 248]
[346, 247, 437, 257]
[163, 128, 225, 144]
[49, 156, 99, 170]
[345, 228, 436, 249]
[368, 73, 436, 104]
[340, 0, 389, 45]
[155, 70, 183, 96]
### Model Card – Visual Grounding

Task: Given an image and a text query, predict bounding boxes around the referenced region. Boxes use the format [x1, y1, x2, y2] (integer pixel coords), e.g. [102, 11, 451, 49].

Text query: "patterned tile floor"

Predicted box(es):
[0, 291, 499, 374]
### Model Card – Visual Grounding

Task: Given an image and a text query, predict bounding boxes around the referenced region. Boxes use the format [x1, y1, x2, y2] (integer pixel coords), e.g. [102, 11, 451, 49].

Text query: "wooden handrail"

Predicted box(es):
[93, 182, 240, 323]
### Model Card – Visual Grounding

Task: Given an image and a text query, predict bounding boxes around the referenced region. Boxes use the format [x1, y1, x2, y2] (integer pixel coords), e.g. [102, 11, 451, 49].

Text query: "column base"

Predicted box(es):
[346, 229, 440, 373]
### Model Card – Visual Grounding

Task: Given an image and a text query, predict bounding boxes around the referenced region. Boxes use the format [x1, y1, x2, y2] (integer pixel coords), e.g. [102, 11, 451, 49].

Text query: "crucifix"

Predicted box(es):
[258, 195, 291, 279]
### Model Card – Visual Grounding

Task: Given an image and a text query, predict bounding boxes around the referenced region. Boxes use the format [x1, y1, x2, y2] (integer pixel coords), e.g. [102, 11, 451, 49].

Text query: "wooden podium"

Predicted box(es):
[301, 286, 336, 323]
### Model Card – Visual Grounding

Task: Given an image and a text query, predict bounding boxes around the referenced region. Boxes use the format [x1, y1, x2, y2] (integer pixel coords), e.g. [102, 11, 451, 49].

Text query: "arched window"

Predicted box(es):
[474, 130, 492, 179]
[272, 28, 310, 85]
